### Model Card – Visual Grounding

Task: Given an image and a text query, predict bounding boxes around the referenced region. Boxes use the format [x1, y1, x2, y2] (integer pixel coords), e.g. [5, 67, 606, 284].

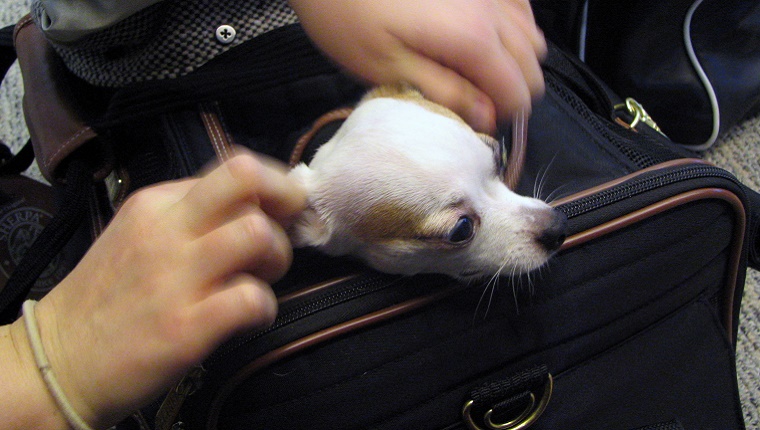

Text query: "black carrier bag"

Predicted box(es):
[6, 17, 760, 430]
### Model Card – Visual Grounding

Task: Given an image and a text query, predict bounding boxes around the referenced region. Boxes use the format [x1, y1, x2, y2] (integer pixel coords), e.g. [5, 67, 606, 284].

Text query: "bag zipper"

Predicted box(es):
[204, 271, 404, 369]
[556, 163, 743, 219]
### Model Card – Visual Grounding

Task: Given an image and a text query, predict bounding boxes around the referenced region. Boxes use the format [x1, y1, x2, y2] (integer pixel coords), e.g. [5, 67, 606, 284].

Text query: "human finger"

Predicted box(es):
[500, 0, 547, 57]
[190, 206, 293, 284]
[192, 273, 278, 344]
[496, 20, 545, 103]
[390, 14, 537, 128]
[396, 51, 497, 133]
[176, 151, 306, 234]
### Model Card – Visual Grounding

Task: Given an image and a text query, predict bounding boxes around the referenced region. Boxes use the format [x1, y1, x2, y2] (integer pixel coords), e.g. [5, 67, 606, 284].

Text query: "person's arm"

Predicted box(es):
[0, 150, 306, 429]
[288, 0, 547, 134]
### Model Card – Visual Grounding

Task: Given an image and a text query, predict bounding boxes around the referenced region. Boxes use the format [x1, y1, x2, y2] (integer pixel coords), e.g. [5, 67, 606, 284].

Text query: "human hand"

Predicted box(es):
[289, 0, 547, 134]
[25, 150, 306, 428]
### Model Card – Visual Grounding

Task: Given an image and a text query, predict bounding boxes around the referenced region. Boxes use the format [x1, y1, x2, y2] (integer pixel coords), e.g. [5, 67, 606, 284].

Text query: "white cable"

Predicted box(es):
[684, 0, 721, 150]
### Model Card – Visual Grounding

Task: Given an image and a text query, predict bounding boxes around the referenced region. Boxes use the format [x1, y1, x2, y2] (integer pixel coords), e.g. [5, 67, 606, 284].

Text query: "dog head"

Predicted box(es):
[288, 85, 565, 280]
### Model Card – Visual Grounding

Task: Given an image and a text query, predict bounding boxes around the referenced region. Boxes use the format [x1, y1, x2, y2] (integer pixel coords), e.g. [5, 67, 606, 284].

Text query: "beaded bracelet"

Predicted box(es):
[23, 300, 95, 430]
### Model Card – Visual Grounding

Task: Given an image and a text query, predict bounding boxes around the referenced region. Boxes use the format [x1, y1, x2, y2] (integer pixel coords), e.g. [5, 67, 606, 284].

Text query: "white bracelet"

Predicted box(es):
[23, 300, 95, 430]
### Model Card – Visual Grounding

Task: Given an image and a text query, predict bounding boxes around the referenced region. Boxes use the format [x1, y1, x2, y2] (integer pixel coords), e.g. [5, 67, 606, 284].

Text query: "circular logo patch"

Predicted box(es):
[0, 205, 62, 290]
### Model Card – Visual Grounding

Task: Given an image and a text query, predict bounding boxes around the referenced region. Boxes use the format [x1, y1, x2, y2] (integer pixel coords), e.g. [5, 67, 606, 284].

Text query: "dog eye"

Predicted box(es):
[448, 216, 474, 243]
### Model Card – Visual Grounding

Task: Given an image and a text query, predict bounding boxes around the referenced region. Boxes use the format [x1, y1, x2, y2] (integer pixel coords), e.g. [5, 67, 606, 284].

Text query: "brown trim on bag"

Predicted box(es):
[199, 102, 236, 162]
[277, 274, 363, 303]
[551, 158, 711, 207]
[561, 187, 746, 343]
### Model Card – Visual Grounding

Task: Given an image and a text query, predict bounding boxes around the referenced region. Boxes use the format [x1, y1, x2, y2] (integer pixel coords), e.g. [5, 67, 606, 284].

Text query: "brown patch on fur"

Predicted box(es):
[352, 201, 428, 241]
[351, 200, 466, 245]
[363, 84, 468, 126]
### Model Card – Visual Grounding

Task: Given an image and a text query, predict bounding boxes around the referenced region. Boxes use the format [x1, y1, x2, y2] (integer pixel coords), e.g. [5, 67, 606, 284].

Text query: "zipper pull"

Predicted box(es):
[154, 365, 206, 430]
[614, 97, 667, 137]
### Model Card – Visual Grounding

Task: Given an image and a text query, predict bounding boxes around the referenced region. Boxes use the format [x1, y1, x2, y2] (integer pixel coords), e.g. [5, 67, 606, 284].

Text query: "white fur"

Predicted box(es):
[288, 88, 564, 280]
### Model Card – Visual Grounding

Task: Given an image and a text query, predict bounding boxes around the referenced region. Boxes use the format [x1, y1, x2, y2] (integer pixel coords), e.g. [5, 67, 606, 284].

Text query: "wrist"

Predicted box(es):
[31, 297, 103, 429]
[1, 315, 70, 429]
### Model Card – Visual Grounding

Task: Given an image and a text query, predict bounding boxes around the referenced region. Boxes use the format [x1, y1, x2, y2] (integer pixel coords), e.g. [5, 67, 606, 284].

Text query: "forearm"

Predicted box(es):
[0, 316, 69, 430]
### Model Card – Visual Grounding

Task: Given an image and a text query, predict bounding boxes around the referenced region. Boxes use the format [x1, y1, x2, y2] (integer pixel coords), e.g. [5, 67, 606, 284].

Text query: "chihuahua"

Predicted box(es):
[288, 85, 566, 281]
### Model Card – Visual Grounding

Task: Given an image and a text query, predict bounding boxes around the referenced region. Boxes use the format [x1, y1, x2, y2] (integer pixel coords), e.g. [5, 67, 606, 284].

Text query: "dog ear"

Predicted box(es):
[289, 207, 331, 248]
[287, 163, 332, 248]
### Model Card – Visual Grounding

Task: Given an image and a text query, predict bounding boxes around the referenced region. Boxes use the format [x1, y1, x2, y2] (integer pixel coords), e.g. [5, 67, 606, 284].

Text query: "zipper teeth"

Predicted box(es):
[204, 273, 394, 367]
[558, 165, 738, 218]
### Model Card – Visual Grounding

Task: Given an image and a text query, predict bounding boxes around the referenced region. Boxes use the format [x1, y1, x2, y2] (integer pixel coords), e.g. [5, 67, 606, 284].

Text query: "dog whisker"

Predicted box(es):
[473, 277, 493, 324]
[485, 275, 498, 319]
[544, 183, 574, 205]
[534, 154, 559, 200]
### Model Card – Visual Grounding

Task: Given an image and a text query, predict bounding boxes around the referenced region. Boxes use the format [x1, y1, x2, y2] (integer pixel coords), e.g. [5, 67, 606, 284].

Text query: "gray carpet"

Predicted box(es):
[1, 0, 759, 426]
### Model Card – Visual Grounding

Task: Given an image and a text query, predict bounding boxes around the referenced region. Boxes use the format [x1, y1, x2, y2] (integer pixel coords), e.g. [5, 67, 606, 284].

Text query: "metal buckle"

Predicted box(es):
[462, 374, 553, 430]
[614, 97, 666, 137]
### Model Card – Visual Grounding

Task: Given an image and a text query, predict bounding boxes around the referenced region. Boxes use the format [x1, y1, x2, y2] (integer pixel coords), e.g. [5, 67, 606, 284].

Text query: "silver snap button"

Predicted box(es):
[215, 25, 236, 44]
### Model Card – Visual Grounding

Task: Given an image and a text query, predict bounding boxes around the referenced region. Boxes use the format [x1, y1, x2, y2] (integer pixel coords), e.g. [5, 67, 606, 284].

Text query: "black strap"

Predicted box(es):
[0, 157, 92, 324]
[0, 24, 30, 175]
[0, 140, 35, 175]
[468, 364, 549, 421]
[0, 24, 15, 79]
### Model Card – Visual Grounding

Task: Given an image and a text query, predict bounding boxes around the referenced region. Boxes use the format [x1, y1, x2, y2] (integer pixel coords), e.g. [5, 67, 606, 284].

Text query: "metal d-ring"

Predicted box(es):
[462, 374, 553, 430]
[483, 392, 535, 429]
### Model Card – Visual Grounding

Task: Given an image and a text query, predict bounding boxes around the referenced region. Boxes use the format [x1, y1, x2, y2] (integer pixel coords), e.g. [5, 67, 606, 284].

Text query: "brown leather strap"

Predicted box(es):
[13, 15, 104, 182]
[289, 107, 353, 168]
[199, 101, 236, 162]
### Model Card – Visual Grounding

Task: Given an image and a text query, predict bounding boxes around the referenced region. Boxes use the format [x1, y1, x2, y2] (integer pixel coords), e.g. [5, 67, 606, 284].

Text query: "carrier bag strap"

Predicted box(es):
[0, 18, 102, 323]
[0, 24, 14, 76]
[0, 24, 34, 175]
[13, 15, 109, 183]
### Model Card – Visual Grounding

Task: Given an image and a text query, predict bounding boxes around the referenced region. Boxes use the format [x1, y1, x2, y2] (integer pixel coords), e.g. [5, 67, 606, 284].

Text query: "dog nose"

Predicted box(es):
[537, 210, 567, 252]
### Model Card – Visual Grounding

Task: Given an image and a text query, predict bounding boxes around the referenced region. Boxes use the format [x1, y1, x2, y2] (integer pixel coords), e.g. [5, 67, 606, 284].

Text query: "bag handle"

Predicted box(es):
[13, 15, 109, 183]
